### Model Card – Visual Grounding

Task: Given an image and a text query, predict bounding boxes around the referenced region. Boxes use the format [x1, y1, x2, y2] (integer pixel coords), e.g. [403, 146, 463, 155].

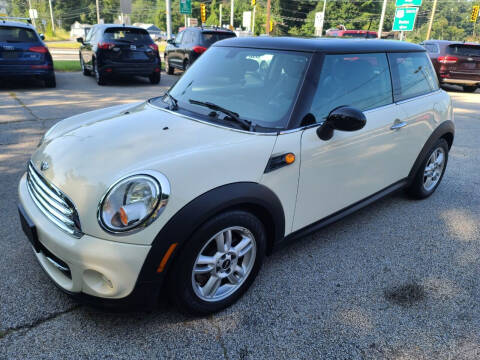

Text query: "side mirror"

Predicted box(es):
[76, 37, 84, 44]
[317, 106, 366, 141]
[39, 33, 45, 40]
[167, 38, 175, 44]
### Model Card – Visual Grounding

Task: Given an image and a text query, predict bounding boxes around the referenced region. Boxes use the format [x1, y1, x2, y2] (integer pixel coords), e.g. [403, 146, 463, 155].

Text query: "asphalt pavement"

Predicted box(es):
[0, 73, 479, 359]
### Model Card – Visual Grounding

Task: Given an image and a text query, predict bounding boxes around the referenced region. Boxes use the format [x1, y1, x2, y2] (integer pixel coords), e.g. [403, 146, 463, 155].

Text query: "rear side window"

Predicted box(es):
[201, 32, 235, 46]
[309, 53, 393, 122]
[423, 44, 440, 54]
[104, 28, 152, 44]
[388, 52, 438, 102]
[448, 44, 480, 57]
[0, 26, 38, 42]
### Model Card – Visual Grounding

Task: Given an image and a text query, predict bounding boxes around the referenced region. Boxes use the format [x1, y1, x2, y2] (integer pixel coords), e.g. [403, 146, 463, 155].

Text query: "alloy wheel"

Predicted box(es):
[191, 226, 257, 302]
[423, 147, 445, 191]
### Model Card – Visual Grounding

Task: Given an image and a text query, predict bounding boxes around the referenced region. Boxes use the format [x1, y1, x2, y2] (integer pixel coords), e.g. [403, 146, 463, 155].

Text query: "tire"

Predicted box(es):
[80, 56, 90, 76]
[149, 72, 160, 84]
[167, 210, 267, 315]
[44, 74, 56, 88]
[166, 56, 174, 75]
[406, 138, 449, 199]
[462, 85, 477, 93]
[94, 59, 106, 86]
[183, 59, 189, 71]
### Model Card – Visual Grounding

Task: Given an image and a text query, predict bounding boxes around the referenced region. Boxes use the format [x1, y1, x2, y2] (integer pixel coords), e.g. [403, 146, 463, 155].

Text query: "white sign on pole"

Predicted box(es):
[120, 0, 132, 14]
[242, 11, 252, 31]
[29, 9, 38, 19]
[314, 12, 324, 36]
[187, 17, 198, 27]
[41, 19, 47, 26]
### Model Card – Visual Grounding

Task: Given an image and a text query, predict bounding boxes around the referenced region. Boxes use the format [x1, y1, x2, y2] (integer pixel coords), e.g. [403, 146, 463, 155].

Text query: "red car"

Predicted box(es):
[325, 29, 378, 38]
[421, 40, 480, 92]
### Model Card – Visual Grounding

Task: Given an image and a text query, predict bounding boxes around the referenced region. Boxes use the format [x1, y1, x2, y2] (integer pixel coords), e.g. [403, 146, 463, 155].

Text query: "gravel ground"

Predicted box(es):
[0, 75, 479, 359]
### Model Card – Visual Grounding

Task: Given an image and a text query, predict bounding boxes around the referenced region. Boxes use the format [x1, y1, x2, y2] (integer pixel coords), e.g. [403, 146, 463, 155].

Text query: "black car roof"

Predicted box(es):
[214, 37, 425, 53]
[0, 20, 36, 30]
[94, 24, 147, 31]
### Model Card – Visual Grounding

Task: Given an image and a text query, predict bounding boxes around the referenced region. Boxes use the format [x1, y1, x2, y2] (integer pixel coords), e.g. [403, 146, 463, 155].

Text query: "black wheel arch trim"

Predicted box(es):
[138, 182, 285, 284]
[407, 120, 454, 186]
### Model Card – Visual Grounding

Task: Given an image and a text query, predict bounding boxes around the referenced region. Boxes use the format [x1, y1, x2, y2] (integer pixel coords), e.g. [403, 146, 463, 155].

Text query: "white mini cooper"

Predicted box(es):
[18, 38, 454, 315]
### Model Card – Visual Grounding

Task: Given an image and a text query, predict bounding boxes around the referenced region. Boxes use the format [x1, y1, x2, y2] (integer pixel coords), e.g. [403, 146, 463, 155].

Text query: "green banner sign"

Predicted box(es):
[396, 0, 422, 6]
[392, 7, 418, 31]
[180, 0, 191, 15]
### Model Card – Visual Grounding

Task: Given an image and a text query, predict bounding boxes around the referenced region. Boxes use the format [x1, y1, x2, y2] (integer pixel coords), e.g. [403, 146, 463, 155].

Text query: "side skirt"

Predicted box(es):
[277, 179, 408, 251]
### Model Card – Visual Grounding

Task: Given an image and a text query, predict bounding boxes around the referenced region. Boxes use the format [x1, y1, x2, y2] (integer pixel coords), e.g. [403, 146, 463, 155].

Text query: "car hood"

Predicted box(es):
[31, 101, 277, 244]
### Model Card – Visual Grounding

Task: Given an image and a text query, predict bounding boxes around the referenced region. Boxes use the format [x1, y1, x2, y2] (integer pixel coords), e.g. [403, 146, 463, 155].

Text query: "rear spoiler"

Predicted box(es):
[0, 16, 33, 24]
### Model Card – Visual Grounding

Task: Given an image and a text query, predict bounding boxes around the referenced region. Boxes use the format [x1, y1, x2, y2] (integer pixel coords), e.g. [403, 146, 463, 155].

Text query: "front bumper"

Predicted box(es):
[441, 78, 479, 86]
[18, 174, 155, 307]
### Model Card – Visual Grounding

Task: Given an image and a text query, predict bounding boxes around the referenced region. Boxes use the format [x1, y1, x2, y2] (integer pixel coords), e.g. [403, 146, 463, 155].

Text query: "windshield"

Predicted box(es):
[104, 28, 153, 44]
[160, 46, 311, 130]
[0, 26, 38, 42]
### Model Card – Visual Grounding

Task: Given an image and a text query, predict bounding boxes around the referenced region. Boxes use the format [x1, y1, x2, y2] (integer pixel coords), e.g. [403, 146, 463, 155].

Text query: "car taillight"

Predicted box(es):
[149, 43, 159, 52]
[28, 46, 48, 53]
[192, 46, 207, 54]
[438, 56, 458, 64]
[98, 42, 115, 50]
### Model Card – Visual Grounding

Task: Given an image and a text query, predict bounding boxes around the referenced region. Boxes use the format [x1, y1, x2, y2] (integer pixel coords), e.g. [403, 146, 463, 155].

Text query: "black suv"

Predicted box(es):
[164, 27, 235, 74]
[0, 17, 55, 87]
[78, 24, 161, 85]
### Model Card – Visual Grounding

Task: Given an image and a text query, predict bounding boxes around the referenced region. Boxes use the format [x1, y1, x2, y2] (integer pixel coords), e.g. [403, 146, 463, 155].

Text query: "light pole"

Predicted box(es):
[378, 0, 388, 39]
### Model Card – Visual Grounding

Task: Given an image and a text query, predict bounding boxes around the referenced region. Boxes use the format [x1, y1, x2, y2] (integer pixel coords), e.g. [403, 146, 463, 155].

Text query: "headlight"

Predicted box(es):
[98, 173, 170, 233]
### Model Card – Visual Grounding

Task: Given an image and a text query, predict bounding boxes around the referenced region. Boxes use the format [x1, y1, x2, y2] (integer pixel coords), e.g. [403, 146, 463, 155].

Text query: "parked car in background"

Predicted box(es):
[164, 26, 235, 74]
[19, 38, 454, 315]
[325, 29, 378, 38]
[78, 24, 161, 85]
[421, 40, 480, 92]
[0, 17, 55, 87]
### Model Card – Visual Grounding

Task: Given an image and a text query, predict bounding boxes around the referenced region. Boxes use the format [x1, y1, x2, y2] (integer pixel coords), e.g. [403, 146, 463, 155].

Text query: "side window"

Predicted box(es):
[85, 27, 95, 42]
[309, 53, 393, 122]
[175, 31, 184, 44]
[183, 31, 192, 44]
[388, 52, 439, 102]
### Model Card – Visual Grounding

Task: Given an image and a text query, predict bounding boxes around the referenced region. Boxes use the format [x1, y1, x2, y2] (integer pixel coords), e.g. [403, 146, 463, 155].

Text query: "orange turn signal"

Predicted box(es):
[285, 153, 295, 164]
[157, 243, 178, 273]
[119, 207, 128, 226]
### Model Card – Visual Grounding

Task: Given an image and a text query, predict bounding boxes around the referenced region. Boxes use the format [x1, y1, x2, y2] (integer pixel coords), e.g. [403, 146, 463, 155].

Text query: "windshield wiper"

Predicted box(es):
[164, 92, 178, 110]
[188, 99, 256, 131]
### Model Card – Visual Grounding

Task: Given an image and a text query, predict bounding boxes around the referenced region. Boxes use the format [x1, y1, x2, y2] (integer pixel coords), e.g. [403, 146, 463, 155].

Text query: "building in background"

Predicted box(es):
[70, 21, 92, 40]
[133, 23, 164, 41]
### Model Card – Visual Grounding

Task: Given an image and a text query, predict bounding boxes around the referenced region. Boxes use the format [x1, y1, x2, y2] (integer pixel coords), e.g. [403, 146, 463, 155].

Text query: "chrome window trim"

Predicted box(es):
[97, 170, 171, 235]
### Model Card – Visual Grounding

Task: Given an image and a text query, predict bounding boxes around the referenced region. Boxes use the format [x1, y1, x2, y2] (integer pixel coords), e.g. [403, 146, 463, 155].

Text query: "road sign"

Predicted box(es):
[180, 0, 192, 15]
[28, 9, 38, 19]
[314, 12, 324, 36]
[120, 0, 132, 14]
[392, 7, 418, 31]
[471, 5, 479, 23]
[396, 0, 422, 6]
[200, 3, 206, 23]
[187, 18, 198, 27]
[242, 11, 252, 30]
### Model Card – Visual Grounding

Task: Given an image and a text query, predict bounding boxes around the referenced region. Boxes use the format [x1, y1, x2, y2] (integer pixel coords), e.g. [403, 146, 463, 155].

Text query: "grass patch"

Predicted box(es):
[44, 29, 71, 41]
[46, 41, 81, 49]
[54, 60, 81, 72]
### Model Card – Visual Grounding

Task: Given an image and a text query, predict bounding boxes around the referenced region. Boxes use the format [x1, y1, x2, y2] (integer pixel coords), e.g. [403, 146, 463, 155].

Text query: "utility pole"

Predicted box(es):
[219, 3, 222, 27]
[96, 0, 100, 24]
[27, 0, 36, 28]
[252, 5, 256, 35]
[166, 0, 172, 39]
[265, 0, 271, 35]
[318, 0, 326, 37]
[377, 0, 387, 39]
[426, 0, 438, 40]
[48, 0, 55, 31]
[230, 0, 234, 28]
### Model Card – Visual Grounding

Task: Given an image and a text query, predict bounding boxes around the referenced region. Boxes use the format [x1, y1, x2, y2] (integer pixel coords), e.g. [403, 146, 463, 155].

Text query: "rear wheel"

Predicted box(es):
[94, 60, 106, 86]
[462, 85, 477, 93]
[168, 210, 266, 315]
[406, 138, 449, 199]
[44, 74, 56, 88]
[149, 72, 160, 84]
[183, 59, 190, 71]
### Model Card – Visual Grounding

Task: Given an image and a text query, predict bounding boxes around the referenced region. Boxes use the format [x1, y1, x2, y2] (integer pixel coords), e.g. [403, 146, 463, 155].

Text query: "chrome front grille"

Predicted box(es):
[26, 162, 83, 238]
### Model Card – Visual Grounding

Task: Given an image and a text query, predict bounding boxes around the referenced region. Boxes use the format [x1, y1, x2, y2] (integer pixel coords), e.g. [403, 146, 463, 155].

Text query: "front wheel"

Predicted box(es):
[168, 210, 266, 315]
[94, 60, 106, 86]
[44, 74, 56, 88]
[406, 138, 449, 199]
[462, 85, 477, 93]
[166, 56, 174, 75]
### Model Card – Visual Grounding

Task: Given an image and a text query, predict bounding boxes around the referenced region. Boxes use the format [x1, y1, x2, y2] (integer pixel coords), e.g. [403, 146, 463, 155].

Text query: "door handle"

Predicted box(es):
[391, 119, 407, 130]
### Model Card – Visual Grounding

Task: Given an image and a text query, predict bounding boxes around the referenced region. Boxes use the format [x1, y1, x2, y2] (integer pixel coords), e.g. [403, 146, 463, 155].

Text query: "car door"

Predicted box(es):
[81, 26, 96, 70]
[293, 52, 409, 232]
[171, 31, 184, 67]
